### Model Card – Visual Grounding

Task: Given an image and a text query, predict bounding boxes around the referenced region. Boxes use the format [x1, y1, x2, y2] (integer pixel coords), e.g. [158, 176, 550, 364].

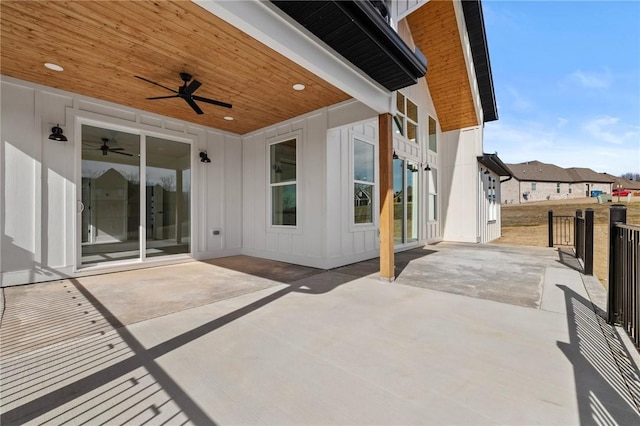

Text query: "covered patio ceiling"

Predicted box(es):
[0, 1, 351, 135]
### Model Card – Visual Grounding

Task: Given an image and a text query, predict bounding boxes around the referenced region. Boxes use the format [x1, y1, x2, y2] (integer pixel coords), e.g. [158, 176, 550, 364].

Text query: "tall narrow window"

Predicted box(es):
[354, 138, 375, 224]
[428, 117, 437, 153]
[531, 182, 537, 191]
[428, 168, 438, 221]
[270, 138, 297, 226]
[556, 182, 561, 193]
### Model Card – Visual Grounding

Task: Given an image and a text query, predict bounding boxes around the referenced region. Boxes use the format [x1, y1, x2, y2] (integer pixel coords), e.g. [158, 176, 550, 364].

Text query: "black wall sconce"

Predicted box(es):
[48, 124, 67, 141]
[199, 151, 211, 163]
[392, 151, 398, 159]
[424, 163, 431, 171]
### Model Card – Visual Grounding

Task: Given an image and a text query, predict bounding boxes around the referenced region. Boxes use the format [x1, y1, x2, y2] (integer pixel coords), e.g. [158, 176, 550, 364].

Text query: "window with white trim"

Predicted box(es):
[270, 138, 297, 226]
[353, 138, 375, 224]
[488, 176, 497, 221]
[428, 168, 438, 221]
[394, 92, 418, 143]
[428, 116, 437, 153]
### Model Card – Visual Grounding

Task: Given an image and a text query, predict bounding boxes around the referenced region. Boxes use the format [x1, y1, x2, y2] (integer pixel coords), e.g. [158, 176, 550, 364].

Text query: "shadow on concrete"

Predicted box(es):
[556, 284, 640, 425]
[556, 247, 584, 274]
[0, 267, 357, 425]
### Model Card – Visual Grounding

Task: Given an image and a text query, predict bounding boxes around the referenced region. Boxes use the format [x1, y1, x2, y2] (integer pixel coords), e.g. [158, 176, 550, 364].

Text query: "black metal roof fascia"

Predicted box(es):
[271, 1, 427, 92]
[478, 153, 511, 176]
[461, 0, 498, 123]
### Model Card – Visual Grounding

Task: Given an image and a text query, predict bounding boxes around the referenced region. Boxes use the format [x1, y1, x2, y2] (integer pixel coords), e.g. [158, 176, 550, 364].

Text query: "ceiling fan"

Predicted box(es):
[135, 72, 232, 115]
[84, 138, 133, 157]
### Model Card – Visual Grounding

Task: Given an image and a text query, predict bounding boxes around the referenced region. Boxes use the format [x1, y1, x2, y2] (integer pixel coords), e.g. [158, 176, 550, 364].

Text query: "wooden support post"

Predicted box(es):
[379, 113, 394, 281]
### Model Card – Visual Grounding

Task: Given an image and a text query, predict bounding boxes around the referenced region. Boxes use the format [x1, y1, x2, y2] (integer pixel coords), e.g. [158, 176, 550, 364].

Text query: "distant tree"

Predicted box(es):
[620, 172, 640, 181]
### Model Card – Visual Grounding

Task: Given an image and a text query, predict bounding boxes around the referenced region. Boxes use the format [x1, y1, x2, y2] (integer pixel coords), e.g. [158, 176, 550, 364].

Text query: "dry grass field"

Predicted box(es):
[496, 197, 640, 288]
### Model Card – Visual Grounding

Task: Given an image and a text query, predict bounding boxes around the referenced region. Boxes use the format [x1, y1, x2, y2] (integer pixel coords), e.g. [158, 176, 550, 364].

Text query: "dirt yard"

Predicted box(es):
[496, 197, 640, 288]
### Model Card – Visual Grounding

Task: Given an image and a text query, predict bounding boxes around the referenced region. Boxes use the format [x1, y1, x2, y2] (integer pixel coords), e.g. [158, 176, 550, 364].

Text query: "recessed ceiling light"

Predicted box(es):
[292, 83, 305, 91]
[44, 63, 64, 72]
[224, 116, 234, 121]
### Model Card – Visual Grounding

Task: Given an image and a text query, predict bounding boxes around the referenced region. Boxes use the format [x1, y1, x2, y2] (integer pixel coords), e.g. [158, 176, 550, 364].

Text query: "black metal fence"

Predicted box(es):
[548, 209, 593, 275]
[607, 205, 640, 348]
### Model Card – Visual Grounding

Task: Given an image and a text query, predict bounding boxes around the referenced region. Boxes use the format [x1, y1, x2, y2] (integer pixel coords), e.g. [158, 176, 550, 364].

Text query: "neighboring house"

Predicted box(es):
[602, 174, 640, 192]
[1, 0, 501, 286]
[502, 161, 615, 204]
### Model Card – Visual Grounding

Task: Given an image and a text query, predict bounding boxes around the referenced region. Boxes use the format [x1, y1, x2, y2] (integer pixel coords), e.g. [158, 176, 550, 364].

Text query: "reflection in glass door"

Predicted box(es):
[145, 137, 190, 258]
[393, 158, 404, 244]
[81, 125, 141, 265]
[393, 158, 419, 245]
[81, 125, 191, 266]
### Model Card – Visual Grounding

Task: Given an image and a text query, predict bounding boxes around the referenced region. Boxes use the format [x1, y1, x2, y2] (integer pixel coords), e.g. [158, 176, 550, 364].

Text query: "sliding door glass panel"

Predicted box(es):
[81, 125, 140, 265]
[407, 162, 419, 242]
[393, 158, 405, 244]
[145, 137, 191, 258]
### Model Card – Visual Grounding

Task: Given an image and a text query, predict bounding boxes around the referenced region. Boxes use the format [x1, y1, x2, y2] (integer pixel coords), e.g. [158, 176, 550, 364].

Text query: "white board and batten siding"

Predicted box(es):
[1, 76, 242, 286]
[242, 101, 384, 270]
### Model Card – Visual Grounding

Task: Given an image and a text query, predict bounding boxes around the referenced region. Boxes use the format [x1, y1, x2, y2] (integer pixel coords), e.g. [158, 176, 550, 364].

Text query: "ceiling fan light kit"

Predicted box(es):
[135, 73, 232, 115]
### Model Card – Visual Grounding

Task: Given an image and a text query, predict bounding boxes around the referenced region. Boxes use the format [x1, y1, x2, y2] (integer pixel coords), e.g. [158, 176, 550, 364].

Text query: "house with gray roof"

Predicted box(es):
[501, 161, 615, 204]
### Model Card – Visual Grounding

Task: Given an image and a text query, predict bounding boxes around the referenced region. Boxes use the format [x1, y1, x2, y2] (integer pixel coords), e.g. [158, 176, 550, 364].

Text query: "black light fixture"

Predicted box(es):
[483, 169, 491, 175]
[49, 124, 67, 141]
[424, 163, 431, 171]
[199, 151, 211, 163]
[392, 151, 398, 159]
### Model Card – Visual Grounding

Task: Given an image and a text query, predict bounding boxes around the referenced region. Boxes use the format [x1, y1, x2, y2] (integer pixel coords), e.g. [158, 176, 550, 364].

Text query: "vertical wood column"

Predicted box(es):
[379, 113, 394, 281]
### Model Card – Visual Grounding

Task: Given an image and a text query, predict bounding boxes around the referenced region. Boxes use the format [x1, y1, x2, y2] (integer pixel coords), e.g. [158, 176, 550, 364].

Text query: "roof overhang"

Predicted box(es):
[407, 0, 497, 131]
[270, 0, 427, 92]
[478, 153, 511, 177]
[461, 0, 498, 123]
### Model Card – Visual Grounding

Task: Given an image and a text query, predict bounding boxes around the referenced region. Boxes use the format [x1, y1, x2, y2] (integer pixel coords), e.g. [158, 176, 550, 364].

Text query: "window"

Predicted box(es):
[556, 183, 561, 194]
[428, 168, 437, 221]
[354, 138, 375, 224]
[394, 93, 418, 143]
[488, 177, 497, 221]
[531, 182, 537, 191]
[270, 138, 297, 226]
[428, 116, 437, 153]
[569, 184, 572, 194]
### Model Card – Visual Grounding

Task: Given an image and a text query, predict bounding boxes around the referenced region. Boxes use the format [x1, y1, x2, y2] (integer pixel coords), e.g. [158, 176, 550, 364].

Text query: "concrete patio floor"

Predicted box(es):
[2, 242, 640, 425]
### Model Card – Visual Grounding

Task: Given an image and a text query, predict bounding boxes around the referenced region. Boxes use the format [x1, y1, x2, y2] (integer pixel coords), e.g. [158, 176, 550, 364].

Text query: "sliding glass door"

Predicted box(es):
[80, 124, 191, 266]
[393, 157, 419, 246]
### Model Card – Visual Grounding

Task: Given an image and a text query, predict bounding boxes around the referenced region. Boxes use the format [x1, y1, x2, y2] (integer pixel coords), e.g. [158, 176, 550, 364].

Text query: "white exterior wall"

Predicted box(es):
[502, 179, 613, 204]
[440, 126, 483, 243]
[241, 111, 330, 269]
[1, 76, 242, 286]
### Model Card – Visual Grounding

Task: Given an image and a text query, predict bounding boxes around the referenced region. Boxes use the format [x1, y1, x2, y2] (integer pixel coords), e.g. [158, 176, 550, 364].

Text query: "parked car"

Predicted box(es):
[612, 188, 631, 196]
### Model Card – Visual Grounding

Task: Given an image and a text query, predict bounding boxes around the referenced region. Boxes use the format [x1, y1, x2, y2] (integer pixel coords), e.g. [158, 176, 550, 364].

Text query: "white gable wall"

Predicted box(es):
[440, 126, 483, 242]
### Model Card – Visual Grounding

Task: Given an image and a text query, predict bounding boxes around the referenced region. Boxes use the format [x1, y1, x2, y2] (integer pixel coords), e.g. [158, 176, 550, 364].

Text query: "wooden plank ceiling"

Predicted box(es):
[0, 1, 350, 135]
[407, 0, 478, 132]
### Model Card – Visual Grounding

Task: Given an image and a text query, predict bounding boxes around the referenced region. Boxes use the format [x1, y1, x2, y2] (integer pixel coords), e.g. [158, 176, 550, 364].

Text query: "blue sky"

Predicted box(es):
[482, 0, 640, 176]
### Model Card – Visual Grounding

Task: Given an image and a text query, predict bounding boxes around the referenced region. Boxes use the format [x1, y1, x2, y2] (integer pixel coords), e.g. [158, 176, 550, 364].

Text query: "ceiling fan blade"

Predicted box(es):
[184, 97, 204, 115]
[192, 95, 232, 109]
[147, 95, 180, 100]
[184, 79, 202, 96]
[108, 147, 125, 151]
[110, 150, 133, 157]
[135, 75, 178, 93]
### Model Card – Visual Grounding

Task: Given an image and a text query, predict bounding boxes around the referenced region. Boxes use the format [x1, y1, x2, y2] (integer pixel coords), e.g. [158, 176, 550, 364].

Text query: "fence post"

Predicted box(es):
[607, 205, 627, 324]
[548, 210, 553, 247]
[573, 209, 584, 261]
[584, 208, 594, 275]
